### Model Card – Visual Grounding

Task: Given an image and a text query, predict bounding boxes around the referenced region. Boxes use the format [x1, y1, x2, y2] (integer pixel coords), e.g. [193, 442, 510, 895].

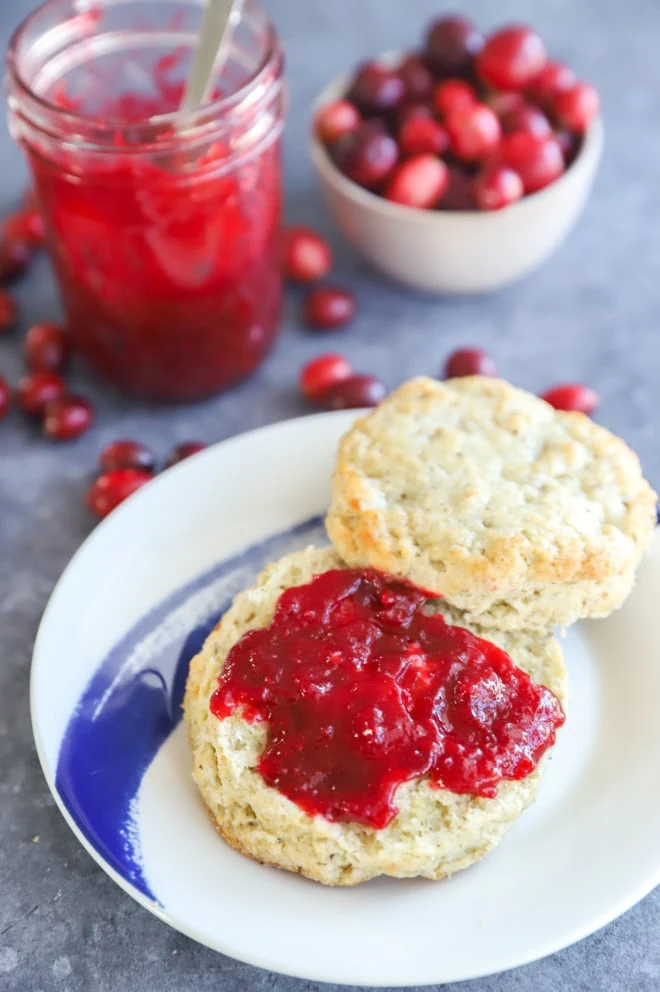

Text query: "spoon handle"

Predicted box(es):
[180, 0, 241, 112]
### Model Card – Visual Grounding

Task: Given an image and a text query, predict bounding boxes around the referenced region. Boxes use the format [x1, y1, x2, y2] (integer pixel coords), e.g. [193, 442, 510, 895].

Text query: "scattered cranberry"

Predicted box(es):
[398, 54, 434, 101]
[283, 226, 333, 283]
[300, 353, 353, 401]
[24, 322, 70, 372]
[498, 132, 564, 193]
[446, 103, 501, 161]
[315, 99, 361, 144]
[474, 166, 524, 210]
[553, 82, 600, 134]
[3, 209, 45, 248]
[86, 469, 152, 518]
[321, 374, 386, 410]
[347, 62, 405, 116]
[333, 123, 399, 188]
[541, 383, 598, 414]
[433, 78, 476, 117]
[0, 376, 11, 420]
[440, 167, 477, 210]
[385, 155, 449, 209]
[445, 348, 498, 378]
[303, 287, 356, 330]
[398, 116, 449, 157]
[0, 238, 32, 285]
[18, 370, 66, 417]
[477, 26, 546, 91]
[0, 290, 17, 334]
[100, 439, 156, 474]
[424, 15, 484, 76]
[43, 395, 93, 441]
[500, 103, 552, 138]
[527, 60, 576, 106]
[165, 441, 207, 468]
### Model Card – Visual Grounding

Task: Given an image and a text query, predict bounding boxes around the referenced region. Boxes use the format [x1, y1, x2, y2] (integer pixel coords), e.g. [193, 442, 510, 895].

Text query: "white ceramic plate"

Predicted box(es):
[31, 411, 660, 987]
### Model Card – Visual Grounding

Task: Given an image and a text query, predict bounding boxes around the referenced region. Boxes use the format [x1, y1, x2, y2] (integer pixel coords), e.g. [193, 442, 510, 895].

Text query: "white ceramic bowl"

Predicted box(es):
[310, 72, 604, 295]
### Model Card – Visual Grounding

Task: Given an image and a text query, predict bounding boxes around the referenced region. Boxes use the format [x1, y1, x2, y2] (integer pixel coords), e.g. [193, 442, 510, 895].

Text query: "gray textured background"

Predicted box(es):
[1, 0, 659, 989]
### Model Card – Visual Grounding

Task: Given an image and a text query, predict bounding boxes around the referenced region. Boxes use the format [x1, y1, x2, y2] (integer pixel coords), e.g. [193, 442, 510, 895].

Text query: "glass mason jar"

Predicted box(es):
[7, 0, 285, 401]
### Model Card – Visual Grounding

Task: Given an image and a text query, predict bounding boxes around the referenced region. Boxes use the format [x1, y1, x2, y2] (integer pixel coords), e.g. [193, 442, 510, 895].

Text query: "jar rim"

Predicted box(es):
[6, 0, 281, 140]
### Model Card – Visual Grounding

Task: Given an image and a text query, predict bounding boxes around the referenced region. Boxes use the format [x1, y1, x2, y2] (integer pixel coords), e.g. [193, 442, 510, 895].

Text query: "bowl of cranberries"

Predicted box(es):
[311, 16, 603, 294]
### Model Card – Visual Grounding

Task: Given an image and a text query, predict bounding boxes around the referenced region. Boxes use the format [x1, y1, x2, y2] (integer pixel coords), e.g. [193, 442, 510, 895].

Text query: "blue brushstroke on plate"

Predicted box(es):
[55, 516, 325, 902]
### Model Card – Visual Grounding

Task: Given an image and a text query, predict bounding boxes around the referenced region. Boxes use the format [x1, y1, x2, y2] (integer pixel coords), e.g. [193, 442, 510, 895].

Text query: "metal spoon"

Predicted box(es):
[180, 0, 242, 112]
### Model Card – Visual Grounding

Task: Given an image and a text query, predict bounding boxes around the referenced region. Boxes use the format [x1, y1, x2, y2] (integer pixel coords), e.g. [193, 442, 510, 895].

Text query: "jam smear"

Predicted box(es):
[210, 569, 565, 829]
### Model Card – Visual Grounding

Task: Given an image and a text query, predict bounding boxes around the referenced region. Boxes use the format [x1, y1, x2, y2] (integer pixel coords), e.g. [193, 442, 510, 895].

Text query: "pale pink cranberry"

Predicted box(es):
[24, 322, 70, 372]
[303, 287, 356, 330]
[498, 132, 564, 193]
[541, 383, 598, 414]
[424, 16, 484, 76]
[321, 374, 386, 410]
[398, 116, 450, 157]
[100, 440, 156, 474]
[0, 290, 17, 334]
[397, 54, 434, 101]
[384, 155, 449, 209]
[474, 166, 524, 210]
[527, 60, 576, 105]
[18, 371, 66, 417]
[283, 226, 333, 283]
[43, 395, 93, 441]
[333, 123, 399, 188]
[500, 103, 551, 138]
[165, 442, 207, 468]
[477, 26, 546, 91]
[445, 348, 498, 378]
[0, 376, 11, 419]
[347, 62, 405, 115]
[445, 103, 502, 161]
[553, 82, 600, 134]
[86, 469, 152, 518]
[315, 100, 361, 144]
[433, 78, 477, 117]
[300, 353, 353, 401]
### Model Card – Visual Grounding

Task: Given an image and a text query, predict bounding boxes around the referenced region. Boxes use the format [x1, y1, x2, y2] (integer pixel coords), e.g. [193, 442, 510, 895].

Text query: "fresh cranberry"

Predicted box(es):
[3, 209, 45, 248]
[555, 129, 580, 165]
[0, 238, 32, 285]
[303, 287, 356, 330]
[424, 16, 484, 76]
[333, 123, 399, 188]
[397, 54, 434, 101]
[0, 290, 17, 334]
[527, 60, 576, 106]
[446, 103, 502, 161]
[165, 441, 207, 468]
[394, 102, 434, 132]
[398, 116, 450, 157]
[18, 370, 66, 417]
[385, 155, 449, 209]
[498, 132, 564, 193]
[300, 353, 353, 401]
[86, 469, 152, 518]
[315, 99, 361, 144]
[100, 439, 156, 474]
[283, 226, 333, 283]
[477, 26, 546, 91]
[486, 91, 524, 117]
[500, 103, 552, 138]
[0, 376, 11, 419]
[553, 82, 600, 134]
[24, 322, 70, 371]
[445, 348, 498, 378]
[347, 62, 405, 116]
[474, 165, 524, 210]
[321, 374, 386, 410]
[541, 383, 598, 414]
[433, 78, 476, 117]
[439, 167, 477, 210]
[43, 395, 93, 441]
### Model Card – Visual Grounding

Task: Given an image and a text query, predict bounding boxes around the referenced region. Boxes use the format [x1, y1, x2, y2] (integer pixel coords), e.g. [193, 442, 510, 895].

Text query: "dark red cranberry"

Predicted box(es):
[18, 371, 66, 417]
[321, 374, 386, 410]
[333, 123, 399, 188]
[439, 167, 477, 210]
[0, 376, 11, 419]
[398, 116, 450, 157]
[300, 353, 353, 401]
[303, 287, 356, 330]
[24, 322, 70, 372]
[397, 54, 434, 101]
[500, 103, 552, 138]
[394, 102, 434, 132]
[43, 395, 93, 441]
[165, 442, 207, 468]
[315, 99, 361, 144]
[86, 469, 152, 518]
[3, 209, 45, 248]
[446, 103, 502, 161]
[424, 16, 484, 77]
[445, 348, 498, 378]
[474, 166, 524, 210]
[555, 129, 580, 165]
[498, 132, 564, 193]
[0, 290, 17, 334]
[527, 60, 576, 106]
[553, 82, 600, 134]
[100, 439, 156, 474]
[0, 238, 33, 285]
[347, 62, 405, 116]
[283, 226, 333, 283]
[385, 155, 449, 209]
[541, 383, 598, 414]
[433, 78, 476, 117]
[477, 26, 546, 91]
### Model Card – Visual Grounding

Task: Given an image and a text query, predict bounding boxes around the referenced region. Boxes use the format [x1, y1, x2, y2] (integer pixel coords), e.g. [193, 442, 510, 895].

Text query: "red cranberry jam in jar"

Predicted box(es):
[7, 0, 285, 400]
